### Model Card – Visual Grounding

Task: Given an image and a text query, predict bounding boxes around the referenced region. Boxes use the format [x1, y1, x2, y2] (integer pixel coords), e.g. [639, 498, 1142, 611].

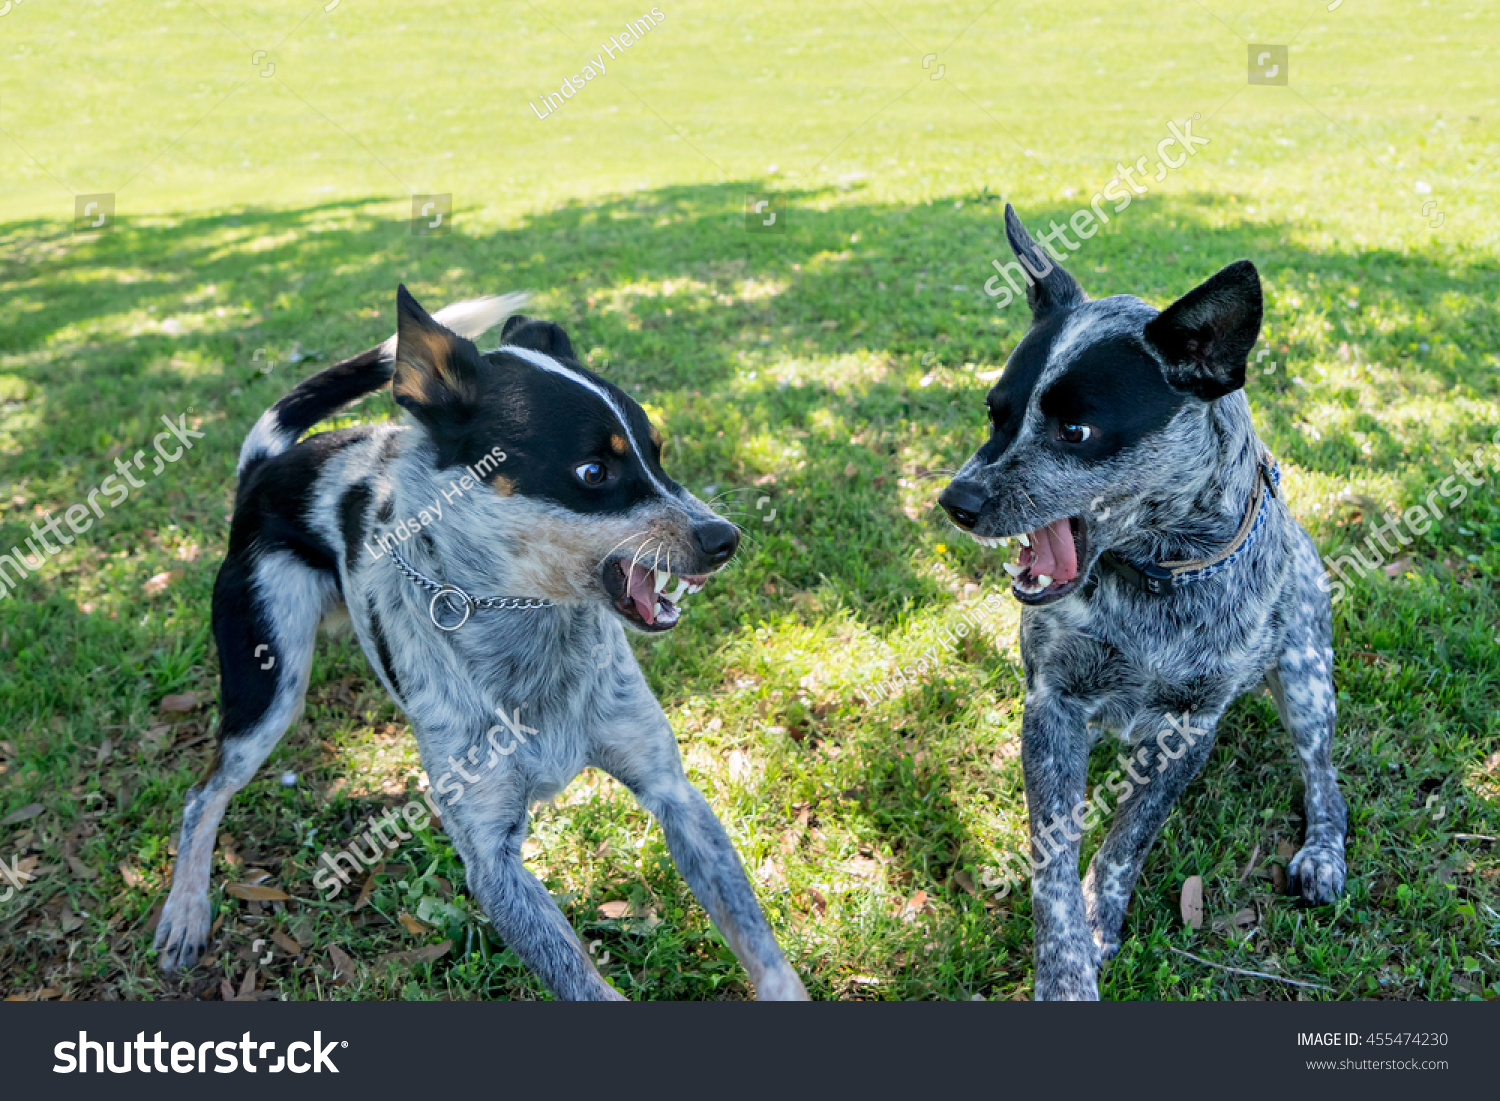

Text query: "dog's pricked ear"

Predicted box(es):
[500, 314, 576, 361]
[1005, 204, 1086, 319]
[392, 284, 483, 416]
[1143, 261, 1263, 401]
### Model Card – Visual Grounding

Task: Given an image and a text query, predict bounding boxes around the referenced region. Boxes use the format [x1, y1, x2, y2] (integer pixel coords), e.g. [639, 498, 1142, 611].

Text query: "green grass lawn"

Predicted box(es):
[1, 0, 1497, 1001]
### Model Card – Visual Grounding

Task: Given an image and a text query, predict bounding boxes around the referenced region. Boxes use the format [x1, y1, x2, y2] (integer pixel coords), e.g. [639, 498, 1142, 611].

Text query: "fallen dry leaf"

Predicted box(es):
[376, 941, 452, 968]
[226, 883, 292, 901]
[159, 693, 199, 713]
[597, 900, 635, 920]
[96, 738, 113, 765]
[1213, 906, 1258, 934]
[238, 967, 257, 998]
[1272, 864, 1289, 894]
[1277, 840, 1297, 861]
[66, 855, 98, 880]
[119, 863, 143, 887]
[1180, 875, 1204, 929]
[271, 930, 302, 956]
[1382, 558, 1412, 579]
[0, 803, 43, 826]
[398, 912, 430, 936]
[897, 890, 931, 921]
[328, 945, 359, 983]
[354, 863, 384, 911]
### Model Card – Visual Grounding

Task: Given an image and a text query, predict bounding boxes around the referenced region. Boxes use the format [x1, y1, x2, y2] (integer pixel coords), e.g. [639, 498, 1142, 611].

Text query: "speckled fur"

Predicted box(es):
[155, 294, 806, 1001]
[944, 209, 1347, 1000]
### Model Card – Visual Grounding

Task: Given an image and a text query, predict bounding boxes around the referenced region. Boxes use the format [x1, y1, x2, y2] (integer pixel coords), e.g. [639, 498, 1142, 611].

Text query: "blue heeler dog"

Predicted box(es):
[938, 207, 1348, 1000]
[154, 286, 807, 1000]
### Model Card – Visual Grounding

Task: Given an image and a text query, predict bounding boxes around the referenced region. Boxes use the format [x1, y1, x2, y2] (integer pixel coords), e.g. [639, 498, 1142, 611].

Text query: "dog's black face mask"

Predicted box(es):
[939, 206, 1264, 605]
[391, 285, 739, 631]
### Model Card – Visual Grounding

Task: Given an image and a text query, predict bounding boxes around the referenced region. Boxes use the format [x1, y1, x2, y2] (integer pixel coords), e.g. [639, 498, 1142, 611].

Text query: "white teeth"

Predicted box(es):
[1003, 562, 1024, 578]
[1018, 532, 1031, 547]
[668, 579, 689, 602]
[654, 569, 670, 593]
[1036, 574, 1053, 588]
[999, 537, 1009, 546]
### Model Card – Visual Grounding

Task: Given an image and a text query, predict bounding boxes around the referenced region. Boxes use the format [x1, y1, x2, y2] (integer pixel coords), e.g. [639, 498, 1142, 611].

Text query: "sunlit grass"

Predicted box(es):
[0, 0, 1497, 1001]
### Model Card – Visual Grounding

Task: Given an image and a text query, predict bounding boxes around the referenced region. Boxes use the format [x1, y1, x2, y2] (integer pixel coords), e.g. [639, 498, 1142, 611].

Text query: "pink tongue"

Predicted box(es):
[626, 564, 657, 625]
[1023, 519, 1078, 584]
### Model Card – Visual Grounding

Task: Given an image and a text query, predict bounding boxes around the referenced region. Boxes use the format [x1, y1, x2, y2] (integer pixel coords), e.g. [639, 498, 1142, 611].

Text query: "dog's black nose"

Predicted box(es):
[939, 483, 986, 530]
[694, 520, 740, 563]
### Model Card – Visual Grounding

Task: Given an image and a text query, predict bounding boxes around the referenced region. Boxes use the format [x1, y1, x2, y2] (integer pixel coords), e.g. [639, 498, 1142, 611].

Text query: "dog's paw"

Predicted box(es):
[755, 969, 810, 1001]
[1033, 971, 1101, 1001]
[1289, 842, 1346, 905]
[1092, 932, 1122, 962]
[153, 891, 214, 973]
[1033, 950, 1101, 1001]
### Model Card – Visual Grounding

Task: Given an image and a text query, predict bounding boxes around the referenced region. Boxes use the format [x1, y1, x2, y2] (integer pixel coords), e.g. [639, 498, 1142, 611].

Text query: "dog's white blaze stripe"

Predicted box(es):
[490, 343, 675, 498]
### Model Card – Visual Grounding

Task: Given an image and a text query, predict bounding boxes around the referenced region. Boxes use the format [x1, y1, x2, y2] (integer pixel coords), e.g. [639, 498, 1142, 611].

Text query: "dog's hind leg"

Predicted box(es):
[1264, 538, 1347, 904]
[1081, 706, 1222, 962]
[155, 551, 335, 973]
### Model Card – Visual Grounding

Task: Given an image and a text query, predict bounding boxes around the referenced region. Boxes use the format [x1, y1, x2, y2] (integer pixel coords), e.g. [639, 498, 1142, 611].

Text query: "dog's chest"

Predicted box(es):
[1026, 580, 1276, 725]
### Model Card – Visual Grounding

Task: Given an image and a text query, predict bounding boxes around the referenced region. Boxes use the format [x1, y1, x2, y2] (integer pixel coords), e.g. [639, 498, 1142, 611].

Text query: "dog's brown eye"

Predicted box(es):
[1059, 423, 1093, 445]
[575, 461, 607, 486]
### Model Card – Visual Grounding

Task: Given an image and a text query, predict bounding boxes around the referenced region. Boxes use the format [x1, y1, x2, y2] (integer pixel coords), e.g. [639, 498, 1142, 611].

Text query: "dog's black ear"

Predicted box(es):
[500, 314, 576, 361]
[1143, 261, 1263, 401]
[1004, 204, 1086, 319]
[392, 284, 484, 437]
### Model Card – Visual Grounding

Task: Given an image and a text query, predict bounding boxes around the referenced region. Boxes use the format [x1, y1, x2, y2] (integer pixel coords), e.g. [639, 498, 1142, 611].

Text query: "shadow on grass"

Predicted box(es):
[2, 184, 1497, 997]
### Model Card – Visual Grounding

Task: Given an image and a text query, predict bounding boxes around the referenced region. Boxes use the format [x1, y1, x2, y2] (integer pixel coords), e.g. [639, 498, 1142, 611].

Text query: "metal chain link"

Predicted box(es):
[386, 541, 553, 630]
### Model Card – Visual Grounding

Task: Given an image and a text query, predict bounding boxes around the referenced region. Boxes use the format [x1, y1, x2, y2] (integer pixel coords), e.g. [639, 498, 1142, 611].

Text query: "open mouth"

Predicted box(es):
[602, 558, 709, 632]
[967, 517, 1089, 605]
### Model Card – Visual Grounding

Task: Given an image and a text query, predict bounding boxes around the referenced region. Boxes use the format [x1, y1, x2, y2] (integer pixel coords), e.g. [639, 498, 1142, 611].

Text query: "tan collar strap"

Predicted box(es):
[1099, 449, 1280, 596]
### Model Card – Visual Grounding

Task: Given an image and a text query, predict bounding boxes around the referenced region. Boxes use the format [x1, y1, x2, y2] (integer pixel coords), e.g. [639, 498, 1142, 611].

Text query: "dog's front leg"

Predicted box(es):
[1021, 696, 1100, 1001]
[648, 777, 808, 1000]
[446, 801, 624, 1001]
[599, 738, 807, 1000]
[1081, 708, 1221, 961]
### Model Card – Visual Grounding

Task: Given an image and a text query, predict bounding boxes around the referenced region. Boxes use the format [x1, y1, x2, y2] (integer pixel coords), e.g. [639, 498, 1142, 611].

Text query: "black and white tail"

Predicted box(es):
[236, 292, 529, 477]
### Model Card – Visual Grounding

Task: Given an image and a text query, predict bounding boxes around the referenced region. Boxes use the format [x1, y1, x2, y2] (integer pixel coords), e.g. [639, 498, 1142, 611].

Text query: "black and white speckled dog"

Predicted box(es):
[939, 207, 1348, 1000]
[154, 286, 807, 1001]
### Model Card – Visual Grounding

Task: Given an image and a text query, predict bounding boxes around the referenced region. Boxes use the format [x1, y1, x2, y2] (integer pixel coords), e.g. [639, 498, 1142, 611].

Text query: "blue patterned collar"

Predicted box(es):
[1099, 451, 1281, 597]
